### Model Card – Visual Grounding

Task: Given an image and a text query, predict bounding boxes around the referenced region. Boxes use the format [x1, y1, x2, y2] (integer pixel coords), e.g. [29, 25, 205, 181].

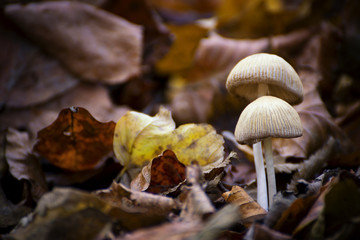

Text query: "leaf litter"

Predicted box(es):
[1, 0, 360, 239]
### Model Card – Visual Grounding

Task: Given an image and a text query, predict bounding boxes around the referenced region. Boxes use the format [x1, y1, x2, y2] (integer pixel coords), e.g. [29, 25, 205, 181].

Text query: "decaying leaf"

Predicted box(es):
[0, 83, 130, 136]
[33, 107, 115, 171]
[287, 137, 335, 192]
[246, 223, 293, 240]
[102, 0, 172, 66]
[294, 171, 360, 239]
[180, 163, 215, 221]
[215, 0, 315, 38]
[131, 149, 186, 194]
[272, 25, 356, 166]
[113, 107, 226, 174]
[0, 186, 32, 230]
[6, 187, 169, 239]
[168, 76, 216, 123]
[186, 28, 313, 84]
[155, 23, 208, 74]
[5, 128, 48, 201]
[96, 181, 178, 215]
[222, 185, 267, 226]
[0, 19, 78, 108]
[5, 1, 143, 84]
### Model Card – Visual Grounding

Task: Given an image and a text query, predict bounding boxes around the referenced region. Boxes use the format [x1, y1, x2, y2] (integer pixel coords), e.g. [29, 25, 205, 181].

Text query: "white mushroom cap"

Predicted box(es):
[235, 96, 302, 145]
[226, 53, 304, 105]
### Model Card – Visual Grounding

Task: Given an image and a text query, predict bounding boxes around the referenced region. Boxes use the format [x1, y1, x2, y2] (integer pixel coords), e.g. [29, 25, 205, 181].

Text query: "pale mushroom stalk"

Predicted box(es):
[253, 141, 268, 210]
[251, 83, 269, 210]
[258, 82, 277, 208]
[263, 137, 276, 207]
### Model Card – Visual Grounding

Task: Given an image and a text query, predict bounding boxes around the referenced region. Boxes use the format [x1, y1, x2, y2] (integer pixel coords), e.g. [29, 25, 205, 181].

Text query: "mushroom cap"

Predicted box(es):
[235, 96, 302, 145]
[226, 53, 304, 105]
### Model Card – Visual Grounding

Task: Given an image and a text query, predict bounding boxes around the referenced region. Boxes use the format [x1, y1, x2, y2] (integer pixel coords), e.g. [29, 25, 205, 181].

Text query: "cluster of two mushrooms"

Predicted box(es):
[226, 53, 304, 210]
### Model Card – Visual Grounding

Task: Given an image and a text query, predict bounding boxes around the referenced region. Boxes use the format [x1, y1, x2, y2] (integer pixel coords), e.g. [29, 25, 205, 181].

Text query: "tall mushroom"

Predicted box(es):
[226, 53, 303, 210]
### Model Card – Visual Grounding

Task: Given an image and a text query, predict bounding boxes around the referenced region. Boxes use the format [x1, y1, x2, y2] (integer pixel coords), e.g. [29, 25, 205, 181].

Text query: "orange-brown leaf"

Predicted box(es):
[147, 150, 186, 194]
[33, 107, 115, 171]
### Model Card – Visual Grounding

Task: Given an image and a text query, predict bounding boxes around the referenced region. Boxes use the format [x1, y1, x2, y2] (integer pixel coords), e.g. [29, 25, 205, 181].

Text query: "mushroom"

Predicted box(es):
[226, 53, 304, 210]
[235, 96, 302, 207]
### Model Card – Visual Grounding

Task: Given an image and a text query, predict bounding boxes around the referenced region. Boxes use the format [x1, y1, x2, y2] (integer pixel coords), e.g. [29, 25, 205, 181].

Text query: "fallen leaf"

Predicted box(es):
[186, 28, 313, 84]
[294, 171, 360, 239]
[5, 1, 143, 84]
[168, 76, 216, 123]
[131, 149, 186, 194]
[0, 186, 32, 231]
[5, 128, 48, 201]
[222, 185, 267, 226]
[120, 221, 204, 240]
[190, 204, 241, 240]
[96, 181, 178, 214]
[148, 0, 219, 14]
[103, 0, 172, 66]
[113, 107, 226, 174]
[0, 17, 78, 108]
[247, 223, 293, 240]
[180, 163, 216, 221]
[33, 107, 115, 171]
[272, 189, 321, 234]
[155, 23, 208, 74]
[272, 25, 355, 164]
[287, 137, 335, 192]
[0, 83, 130, 136]
[6, 187, 169, 239]
[215, 0, 315, 38]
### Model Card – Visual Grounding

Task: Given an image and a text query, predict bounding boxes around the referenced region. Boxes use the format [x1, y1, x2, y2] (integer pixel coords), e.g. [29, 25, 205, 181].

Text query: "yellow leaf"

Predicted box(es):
[113, 107, 226, 173]
[113, 107, 175, 168]
[155, 23, 209, 74]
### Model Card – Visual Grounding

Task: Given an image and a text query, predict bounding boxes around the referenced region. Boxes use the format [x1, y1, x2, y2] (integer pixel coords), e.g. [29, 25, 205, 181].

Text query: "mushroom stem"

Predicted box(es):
[253, 141, 268, 210]
[263, 137, 276, 208]
[257, 83, 269, 97]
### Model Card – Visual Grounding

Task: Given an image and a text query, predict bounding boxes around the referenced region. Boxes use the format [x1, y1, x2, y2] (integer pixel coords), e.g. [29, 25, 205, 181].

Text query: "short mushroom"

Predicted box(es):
[226, 53, 304, 210]
[235, 96, 303, 207]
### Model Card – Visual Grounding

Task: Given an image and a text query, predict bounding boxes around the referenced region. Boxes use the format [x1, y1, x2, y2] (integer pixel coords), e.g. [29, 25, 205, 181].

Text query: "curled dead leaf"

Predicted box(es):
[5, 128, 48, 201]
[222, 185, 267, 226]
[131, 150, 186, 194]
[5, 1, 143, 84]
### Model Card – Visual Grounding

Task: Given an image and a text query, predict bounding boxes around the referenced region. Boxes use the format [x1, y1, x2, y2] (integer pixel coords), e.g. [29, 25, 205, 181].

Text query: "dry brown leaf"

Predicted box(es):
[272, 24, 355, 165]
[247, 224, 293, 240]
[33, 107, 115, 171]
[0, 16, 78, 108]
[0, 83, 130, 136]
[96, 181, 178, 215]
[168, 77, 216, 123]
[186, 28, 313, 84]
[180, 163, 215, 221]
[6, 187, 169, 239]
[215, 0, 316, 38]
[5, 128, 48, 201]
[0, 186, 32, 230]
[272, 188, 322, 234]
[5, 1, 143, 84]
[155, 23, 208, 74]
[120, 221, 203, 240]
[222, 185, 267, 226]
[131, 150, 186, 194]
[103, 0, 172, 66]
